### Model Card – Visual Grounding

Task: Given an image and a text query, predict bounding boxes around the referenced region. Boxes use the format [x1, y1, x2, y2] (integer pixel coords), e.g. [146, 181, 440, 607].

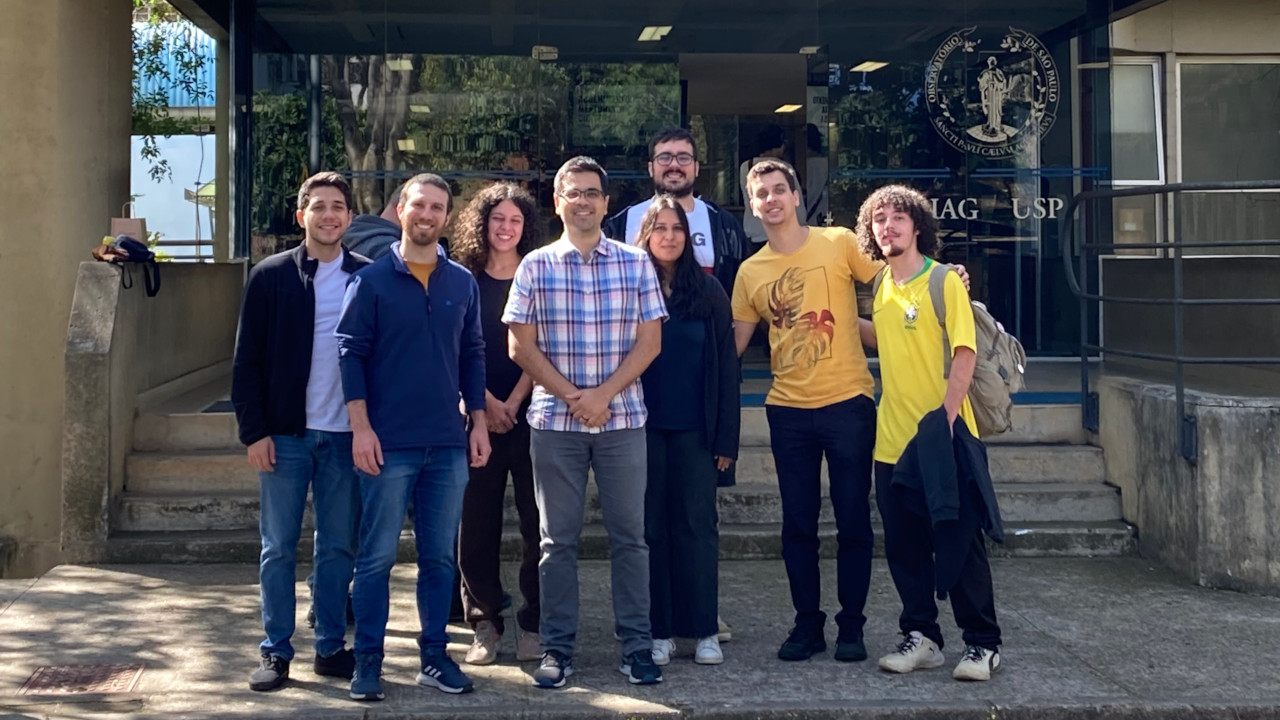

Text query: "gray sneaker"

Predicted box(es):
[248, 654, 289, 691]
[532, 650, 574, 689]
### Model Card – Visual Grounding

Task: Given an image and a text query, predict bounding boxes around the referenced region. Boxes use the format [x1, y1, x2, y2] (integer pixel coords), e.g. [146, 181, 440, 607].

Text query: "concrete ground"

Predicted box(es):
[2, 558, 1279, 720]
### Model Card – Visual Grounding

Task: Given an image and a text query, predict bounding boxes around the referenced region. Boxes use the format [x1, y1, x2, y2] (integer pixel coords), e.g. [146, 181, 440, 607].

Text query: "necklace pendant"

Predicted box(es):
[905, 303, 919, 323]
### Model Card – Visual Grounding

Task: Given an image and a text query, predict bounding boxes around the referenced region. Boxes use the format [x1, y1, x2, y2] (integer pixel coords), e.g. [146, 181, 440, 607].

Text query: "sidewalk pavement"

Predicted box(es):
[2, 557, 1279, 720]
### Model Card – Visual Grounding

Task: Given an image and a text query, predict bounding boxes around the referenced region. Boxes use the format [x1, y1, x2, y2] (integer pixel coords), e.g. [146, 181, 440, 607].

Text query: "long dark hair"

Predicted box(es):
[451, 183, 540, 274]
[634, 195, 709, 320]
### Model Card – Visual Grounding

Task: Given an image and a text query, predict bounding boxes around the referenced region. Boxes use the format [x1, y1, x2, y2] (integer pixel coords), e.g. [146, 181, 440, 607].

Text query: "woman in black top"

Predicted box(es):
[635, 195, 740, 666]
[452, 183, 542, 666]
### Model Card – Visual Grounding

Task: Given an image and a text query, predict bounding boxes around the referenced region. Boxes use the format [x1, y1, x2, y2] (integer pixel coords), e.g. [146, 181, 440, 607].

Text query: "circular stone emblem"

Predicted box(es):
[924, 26, 1060, 159]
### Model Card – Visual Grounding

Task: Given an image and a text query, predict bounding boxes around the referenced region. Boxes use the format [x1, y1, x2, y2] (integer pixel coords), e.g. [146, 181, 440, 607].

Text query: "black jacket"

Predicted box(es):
[605, 197, 749, 298]
[231, 243, 372, 446]
[703, 276, 742, 485]
[892, 407, 1004, 597]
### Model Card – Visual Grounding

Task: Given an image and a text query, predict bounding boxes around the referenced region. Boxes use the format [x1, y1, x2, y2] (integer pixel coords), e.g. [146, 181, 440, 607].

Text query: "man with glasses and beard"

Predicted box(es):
[336, 173, 492, 701]
[606, 127, 748, 298]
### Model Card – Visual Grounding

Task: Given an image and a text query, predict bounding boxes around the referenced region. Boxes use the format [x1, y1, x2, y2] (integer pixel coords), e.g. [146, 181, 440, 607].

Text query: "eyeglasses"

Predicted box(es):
[653, 152, 695, 167]
[558, 188, 604, 202]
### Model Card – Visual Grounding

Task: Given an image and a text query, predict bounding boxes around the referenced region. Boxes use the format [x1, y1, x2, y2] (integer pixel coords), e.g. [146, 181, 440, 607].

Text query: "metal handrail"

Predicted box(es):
[1058, 180, 1280, 463]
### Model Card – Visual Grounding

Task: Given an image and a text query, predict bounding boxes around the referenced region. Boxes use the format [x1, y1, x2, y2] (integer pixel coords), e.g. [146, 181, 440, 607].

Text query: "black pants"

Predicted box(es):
[874, 461, 1001, 650]
[458, 421, 539, 634]
[765, 395, 876, 639]
[645, 427, 719, 639]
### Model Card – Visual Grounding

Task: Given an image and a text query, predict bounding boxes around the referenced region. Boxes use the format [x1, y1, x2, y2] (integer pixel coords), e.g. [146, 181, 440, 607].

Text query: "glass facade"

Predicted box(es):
[240, 0, 1117, 355]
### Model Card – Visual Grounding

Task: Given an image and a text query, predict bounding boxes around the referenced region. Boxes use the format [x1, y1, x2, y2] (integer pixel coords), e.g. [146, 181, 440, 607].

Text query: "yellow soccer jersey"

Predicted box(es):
[731, 226, 882, 408]
[872, 259, 978, 464]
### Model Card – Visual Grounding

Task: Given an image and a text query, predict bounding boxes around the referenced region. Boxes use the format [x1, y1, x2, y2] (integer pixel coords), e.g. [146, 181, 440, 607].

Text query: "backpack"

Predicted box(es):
[93, 234, 162, 297]
[873, 263, 1026, 436]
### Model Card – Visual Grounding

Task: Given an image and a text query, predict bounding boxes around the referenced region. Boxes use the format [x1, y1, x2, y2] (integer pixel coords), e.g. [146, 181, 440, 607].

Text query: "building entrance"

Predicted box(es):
[245, 0, 1110, 355]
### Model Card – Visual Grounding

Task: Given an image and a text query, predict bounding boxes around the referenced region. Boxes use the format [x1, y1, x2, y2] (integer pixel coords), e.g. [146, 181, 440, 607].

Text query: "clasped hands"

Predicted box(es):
[566, 386, 612, 428]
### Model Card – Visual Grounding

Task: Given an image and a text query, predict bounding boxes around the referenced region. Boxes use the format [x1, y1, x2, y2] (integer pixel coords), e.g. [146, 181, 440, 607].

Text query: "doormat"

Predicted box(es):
[19, 664, 144, 695]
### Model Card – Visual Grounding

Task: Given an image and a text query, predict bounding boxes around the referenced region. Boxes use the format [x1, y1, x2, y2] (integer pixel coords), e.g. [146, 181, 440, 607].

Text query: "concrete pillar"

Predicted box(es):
[0, 0, 132, 577]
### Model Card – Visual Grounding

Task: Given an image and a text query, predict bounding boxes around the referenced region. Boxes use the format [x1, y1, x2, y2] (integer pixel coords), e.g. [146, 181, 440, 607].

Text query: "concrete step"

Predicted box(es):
[132, 402, 1089, 454]
[103, 520, 1135, 564]
[124, 443, 1105, 495]
[112, 479, 1120, 534]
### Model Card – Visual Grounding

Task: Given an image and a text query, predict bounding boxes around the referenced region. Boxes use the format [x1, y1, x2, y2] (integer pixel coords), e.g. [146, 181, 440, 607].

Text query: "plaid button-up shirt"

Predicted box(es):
[502, 234, 668, 433]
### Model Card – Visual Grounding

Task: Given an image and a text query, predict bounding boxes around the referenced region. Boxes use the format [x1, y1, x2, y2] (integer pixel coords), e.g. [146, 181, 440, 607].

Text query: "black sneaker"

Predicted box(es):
[249, 654, 290, 691]
[532, 650, 574, 689]
[777, 627, 826, 661]
[619, 650, 663, 685]
[834, 633, 868, 662]
[314, 647, 356, 679]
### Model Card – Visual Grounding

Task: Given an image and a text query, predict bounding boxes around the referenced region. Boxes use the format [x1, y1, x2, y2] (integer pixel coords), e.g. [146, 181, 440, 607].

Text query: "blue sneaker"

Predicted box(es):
[619, 649, 663, 685]
[349, 654, 384, 701]
[417, 650, 474, 694]
[532, 650, 574, 689]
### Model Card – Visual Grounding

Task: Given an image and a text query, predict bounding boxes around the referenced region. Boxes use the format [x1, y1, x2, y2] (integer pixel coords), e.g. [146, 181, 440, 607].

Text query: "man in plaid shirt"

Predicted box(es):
[504, 156, 668, 689]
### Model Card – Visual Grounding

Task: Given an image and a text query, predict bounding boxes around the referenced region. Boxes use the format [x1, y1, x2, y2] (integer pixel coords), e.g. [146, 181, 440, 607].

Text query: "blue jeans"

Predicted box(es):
[352, 447, 469, 659]
[258, 430, 359, 660]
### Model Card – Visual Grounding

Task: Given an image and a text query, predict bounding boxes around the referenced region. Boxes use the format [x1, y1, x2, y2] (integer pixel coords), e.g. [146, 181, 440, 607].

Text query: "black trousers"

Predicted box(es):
[458, 421, 539, 634]
[645, 427, 719, 639]
[765, 395, 876, 639]
[874, 461, 1001, 650]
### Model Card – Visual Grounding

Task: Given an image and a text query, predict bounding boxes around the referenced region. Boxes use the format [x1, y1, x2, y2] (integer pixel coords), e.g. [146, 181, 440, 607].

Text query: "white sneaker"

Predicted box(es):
[717, 615, 732, 643]
[651, 638, 675, 666]
[953, 645, 1000, 681]
[878, 631, 945, 673]
[694, 635, 724, 665]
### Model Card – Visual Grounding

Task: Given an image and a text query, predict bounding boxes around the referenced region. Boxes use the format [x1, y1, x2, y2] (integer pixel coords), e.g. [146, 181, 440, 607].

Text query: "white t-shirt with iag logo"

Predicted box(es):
[623, 197, 715, 272]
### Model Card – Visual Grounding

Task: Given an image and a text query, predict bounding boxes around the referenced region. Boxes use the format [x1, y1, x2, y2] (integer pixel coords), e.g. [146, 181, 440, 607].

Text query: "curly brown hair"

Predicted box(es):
[854, 184, 940, 262]
[451, 183, 541, 274]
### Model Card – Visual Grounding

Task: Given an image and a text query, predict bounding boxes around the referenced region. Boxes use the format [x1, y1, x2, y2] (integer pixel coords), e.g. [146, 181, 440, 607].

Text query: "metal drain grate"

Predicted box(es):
[19, 664, 145, 695]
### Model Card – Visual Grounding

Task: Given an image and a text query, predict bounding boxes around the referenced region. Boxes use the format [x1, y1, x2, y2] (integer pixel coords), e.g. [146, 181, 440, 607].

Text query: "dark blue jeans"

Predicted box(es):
[351, 446, 469, 660]
[258, 430, 359, 660]
[765, 395, 876, 639]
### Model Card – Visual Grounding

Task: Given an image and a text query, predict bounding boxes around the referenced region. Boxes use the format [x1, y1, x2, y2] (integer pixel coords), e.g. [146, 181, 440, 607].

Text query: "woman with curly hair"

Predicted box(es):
[634, 195, 740, 666]
[453, 183, 543, 666]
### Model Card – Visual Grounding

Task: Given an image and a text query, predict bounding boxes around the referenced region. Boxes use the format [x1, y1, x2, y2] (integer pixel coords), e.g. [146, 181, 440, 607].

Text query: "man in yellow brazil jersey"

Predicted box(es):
[856, 184, 1003, 682]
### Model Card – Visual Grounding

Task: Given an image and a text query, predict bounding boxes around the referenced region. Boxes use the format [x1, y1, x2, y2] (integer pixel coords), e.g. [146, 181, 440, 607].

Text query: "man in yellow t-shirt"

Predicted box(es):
[731, 159, 881, 664]
[856, 184, 1001, 683]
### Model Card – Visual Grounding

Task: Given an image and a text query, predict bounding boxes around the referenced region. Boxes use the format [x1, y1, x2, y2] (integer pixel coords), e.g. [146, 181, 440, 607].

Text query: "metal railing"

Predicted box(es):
[1058, 180, 1280, 463]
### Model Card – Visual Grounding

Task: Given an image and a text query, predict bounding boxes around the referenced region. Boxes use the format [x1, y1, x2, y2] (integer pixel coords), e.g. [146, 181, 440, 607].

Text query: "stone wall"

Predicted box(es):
[62, 262, 243, 565]
[1098, 376, 1280, 594]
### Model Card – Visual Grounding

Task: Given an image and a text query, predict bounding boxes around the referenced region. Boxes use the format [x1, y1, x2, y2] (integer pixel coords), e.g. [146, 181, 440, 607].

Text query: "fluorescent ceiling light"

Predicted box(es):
[851, 61, 889, 72]
[638, 25, 672, 42]
[409, 104, 431, 114]
[798, 46, 821, 55]
[385, 57, 413, 71]
[774, 104, 803, 113]
[397, 139, 416, 152]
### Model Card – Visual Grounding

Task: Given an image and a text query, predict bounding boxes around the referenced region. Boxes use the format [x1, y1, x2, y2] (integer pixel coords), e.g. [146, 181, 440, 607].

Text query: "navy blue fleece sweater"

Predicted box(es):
[336, 243, 486, 450]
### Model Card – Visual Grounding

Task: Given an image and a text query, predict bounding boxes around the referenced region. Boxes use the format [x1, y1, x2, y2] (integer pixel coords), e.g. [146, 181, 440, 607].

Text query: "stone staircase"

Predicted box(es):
[103, 371, 1135, 563]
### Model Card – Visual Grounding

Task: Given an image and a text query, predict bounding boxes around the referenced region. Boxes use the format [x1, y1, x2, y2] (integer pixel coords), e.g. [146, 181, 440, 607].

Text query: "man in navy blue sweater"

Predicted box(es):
[336, 173, 491, 701]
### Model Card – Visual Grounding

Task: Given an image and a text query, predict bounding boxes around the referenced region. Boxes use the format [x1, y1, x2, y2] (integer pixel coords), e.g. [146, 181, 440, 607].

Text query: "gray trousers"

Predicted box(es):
[530, 427, 652, 658]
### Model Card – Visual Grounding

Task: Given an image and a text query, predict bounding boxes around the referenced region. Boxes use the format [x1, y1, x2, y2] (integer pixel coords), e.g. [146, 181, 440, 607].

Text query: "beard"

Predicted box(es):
[654, 173, 694, 197]
[406, 225, 442, 246]
[884, 243, 906, 257]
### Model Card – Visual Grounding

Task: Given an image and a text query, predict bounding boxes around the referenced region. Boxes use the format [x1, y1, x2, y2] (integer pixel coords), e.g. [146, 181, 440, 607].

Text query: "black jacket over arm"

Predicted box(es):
[891, 407, 1004, 597]
[231, 243, 371, 446]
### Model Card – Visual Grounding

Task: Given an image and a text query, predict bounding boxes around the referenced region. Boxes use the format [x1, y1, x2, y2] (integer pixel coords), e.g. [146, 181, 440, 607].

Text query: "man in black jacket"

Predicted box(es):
[232, 171, 372, 692]
[856, 184, 1003, 682]
[604, 127, 748, 298]
[343, 183, 402, 261]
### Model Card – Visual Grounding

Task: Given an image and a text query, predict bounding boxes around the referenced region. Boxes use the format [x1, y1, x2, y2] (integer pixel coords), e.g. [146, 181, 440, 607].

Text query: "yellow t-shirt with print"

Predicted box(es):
[872, 259, 978, 464]
[731, 226, 882, 408]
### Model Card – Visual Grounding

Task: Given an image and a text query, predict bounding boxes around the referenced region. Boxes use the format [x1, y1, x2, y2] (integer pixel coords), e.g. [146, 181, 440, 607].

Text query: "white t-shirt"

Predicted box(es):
[306, 256, 352, 432]
[623, 196, 716, 271]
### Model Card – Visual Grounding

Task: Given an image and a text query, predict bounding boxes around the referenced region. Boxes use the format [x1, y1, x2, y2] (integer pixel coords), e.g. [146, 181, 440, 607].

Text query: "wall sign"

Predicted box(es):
[925, 27, 1060, 159]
